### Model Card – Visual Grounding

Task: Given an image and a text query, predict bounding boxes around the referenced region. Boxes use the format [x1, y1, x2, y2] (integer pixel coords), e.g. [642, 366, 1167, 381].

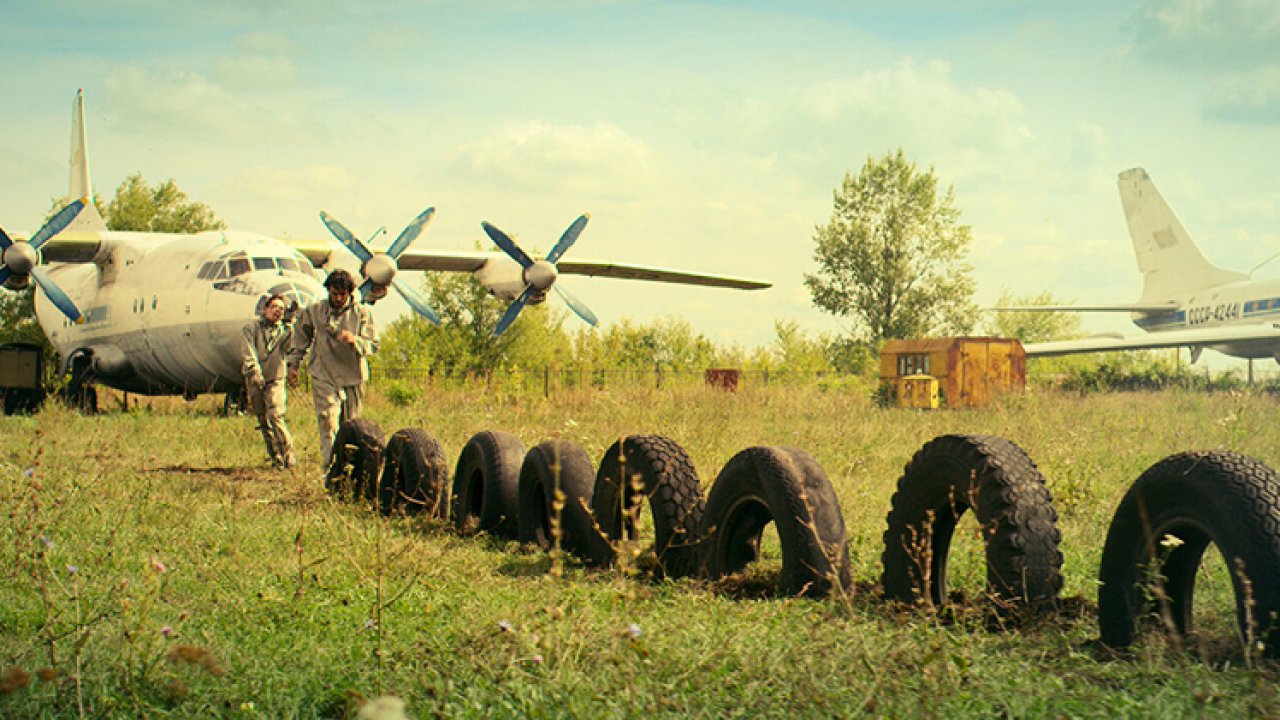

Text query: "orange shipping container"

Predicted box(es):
[879, 337, 1026, 408]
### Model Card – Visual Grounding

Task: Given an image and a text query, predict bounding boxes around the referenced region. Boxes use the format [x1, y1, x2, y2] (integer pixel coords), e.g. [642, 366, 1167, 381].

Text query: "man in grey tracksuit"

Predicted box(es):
[241, 293, 295, 469]
[287, 269, 379, 468]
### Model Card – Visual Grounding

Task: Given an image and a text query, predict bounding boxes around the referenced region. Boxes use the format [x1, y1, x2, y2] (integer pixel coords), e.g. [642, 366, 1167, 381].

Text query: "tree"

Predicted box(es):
[102, 173, 226, 232]
[982, 290, 1083, 343]
[805, 149, 976, 346]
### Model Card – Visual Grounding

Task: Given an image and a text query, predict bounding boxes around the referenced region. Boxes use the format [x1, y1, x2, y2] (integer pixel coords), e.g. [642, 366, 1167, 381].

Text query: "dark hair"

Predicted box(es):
[324, 269, 356, 293]
[265, 292, 288, 308]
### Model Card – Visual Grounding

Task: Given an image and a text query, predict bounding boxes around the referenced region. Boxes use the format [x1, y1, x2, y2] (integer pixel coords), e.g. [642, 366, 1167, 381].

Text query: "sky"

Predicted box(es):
[2, 0, 1279, 365]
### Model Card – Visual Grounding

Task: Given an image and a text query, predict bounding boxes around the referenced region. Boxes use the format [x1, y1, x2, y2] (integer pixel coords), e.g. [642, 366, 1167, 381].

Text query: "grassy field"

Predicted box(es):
[2, 380, 1279, 718]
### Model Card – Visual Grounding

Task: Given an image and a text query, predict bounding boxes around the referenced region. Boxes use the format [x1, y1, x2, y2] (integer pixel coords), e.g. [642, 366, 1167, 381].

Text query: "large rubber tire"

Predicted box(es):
[516, 439, 607, 561]
[1098, 451, 1280, 657]
[591, 435, 705, 578]
[325, 418, 385, 500]
[378, 428, 450, 518]
[881, 434, 1063, 609]
[699, 446, 851, 598]
[451, 430, 525, 539]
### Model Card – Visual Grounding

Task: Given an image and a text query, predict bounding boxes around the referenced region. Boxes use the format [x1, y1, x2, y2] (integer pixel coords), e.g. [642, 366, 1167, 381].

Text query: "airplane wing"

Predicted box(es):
[1026, 324, 1280, 357]
[991, 302, 1179, 313]
[554, 258, 771, 290]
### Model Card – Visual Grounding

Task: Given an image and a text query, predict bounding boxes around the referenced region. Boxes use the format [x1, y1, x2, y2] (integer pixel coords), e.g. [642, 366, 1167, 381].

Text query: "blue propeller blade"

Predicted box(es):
[546, 214, 589, 265]
[387, 207, 435, 259]
[0, 268, 11, 287]
[29, 199, 86, 250]
[357, 278, 376, 303]
[0, 226, 12, 251]
[553, 283, 598, 327]
[30, 267, 83, 323]
[320, 211, 373, 263]
[493, 285, 537, 337]
[481, 221, 533, 269]
[392, 277, 441, 326]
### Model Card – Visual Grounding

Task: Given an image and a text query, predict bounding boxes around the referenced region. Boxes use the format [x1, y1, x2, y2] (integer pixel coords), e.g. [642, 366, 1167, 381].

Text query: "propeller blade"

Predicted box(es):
[546, 213, 589, 265]
[0, 226, 12, 251]
[481, 221, 533, 269]
[392, 277, 441, 326]
[30, 267, 83, 323]
[319, 211, 373, 263]
[554, 283, 598, 327]
[0, 268, 11, 287]
[386, 207, 435, 259]
[357, 278, 375, 303]
[493, 285, 537, 337]
[29, 199, 86, 250]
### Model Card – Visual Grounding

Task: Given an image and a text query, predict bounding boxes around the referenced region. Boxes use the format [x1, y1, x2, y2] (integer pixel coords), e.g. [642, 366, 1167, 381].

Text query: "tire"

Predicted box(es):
[451, 430, 525, 539]
[699, 446, 851, 598]
[881, 434, 1063, 609]
[591, 435, 705, 578]
[325, 418, 385, 500]
[517, 439, 607, 561]
[378, 428, 450, 518]
[1098, 451, 1280, 657]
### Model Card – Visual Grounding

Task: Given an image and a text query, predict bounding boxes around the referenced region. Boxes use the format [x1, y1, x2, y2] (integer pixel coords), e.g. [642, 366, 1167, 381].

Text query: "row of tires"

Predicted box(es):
[327, 419, 1280, 658]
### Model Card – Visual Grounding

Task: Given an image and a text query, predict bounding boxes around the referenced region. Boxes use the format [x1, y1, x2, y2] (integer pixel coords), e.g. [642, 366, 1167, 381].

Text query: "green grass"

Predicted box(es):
[2, 381, 1279, 718]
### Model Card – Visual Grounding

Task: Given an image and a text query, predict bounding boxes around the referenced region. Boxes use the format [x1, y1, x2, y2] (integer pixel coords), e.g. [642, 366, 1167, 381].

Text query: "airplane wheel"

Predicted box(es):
[451, 431, 525, 538]
[516, 439, 607, 560]
[591, 435, 705, 578]
[881, 434, 1063, 611]
[1099, 451, 1280, 657]
[699, 446, 851, 598]
[378, 428, 449, 518]
[325, 419, 384, 501]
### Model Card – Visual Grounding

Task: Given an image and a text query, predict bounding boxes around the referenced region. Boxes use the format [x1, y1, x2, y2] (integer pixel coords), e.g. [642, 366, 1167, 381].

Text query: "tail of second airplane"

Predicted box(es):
[1119, 167, 1244, 303]
[64, 89, 106, 233]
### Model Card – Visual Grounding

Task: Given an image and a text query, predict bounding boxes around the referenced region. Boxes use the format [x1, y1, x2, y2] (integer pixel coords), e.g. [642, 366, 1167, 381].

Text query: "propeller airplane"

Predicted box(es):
[0, 90, 771, 410]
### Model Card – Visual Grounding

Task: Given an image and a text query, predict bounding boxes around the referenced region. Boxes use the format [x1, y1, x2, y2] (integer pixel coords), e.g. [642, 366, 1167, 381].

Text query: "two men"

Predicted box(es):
[288, 269, 379, 468]
[241, 293, 296, 469]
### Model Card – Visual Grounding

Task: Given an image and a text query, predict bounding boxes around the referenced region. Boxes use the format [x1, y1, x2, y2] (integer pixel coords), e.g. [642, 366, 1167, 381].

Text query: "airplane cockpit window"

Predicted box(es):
[197, 262, 217, 280]
[252, 257, 276, 271]
[211, 262, 229, 280]
[278, 258, 301, 274]
[228, 257, 251, 276]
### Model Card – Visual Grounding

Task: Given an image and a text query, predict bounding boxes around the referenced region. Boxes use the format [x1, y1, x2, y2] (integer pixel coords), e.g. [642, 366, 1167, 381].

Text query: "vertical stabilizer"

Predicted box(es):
[1119, 168, 1243, 302]
[65, 89, 106, 233]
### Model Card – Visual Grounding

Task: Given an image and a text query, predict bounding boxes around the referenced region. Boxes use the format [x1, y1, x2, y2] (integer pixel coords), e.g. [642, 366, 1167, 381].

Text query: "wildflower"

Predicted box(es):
[497, 620, 513, 633]
[66, 565, 78, 575]
[38, 535, 53, 549]
[363, 619, 377, 631]
[150, 557, 168, 574]
[625, 623, 642, 640]
[532, 654, 544, 665]
[160, 625, 173, 637]
[1159, 534, 1184, 549]
[23, 468, 34, 478]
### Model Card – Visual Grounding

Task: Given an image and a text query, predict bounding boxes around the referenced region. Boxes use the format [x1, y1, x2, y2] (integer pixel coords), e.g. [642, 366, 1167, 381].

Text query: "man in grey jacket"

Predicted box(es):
[242, 293, 295, 469]
[287, 269, 379, 467]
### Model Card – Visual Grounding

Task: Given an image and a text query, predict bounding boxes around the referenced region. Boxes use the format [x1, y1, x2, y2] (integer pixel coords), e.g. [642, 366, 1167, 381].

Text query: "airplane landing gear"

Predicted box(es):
[61, 349, 98, 414]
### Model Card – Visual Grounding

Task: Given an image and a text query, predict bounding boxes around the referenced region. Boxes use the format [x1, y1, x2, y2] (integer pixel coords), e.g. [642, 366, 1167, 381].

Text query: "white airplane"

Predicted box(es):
[0, 91, 771, 408]
[1000, 168, 1280, 364]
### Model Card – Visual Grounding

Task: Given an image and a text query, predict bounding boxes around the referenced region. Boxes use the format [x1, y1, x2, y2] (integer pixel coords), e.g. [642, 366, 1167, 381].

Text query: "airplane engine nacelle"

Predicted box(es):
[3, 274, 31, 291]
[2, 242, 37, 290]
[87, 344, 132, 379]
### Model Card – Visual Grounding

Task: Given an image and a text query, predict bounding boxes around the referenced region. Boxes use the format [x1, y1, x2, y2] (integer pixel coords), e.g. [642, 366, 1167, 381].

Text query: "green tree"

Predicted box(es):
[805, 149, 977, 346]
[103, 173, 226, 232]
[982, 290, 1083, 343]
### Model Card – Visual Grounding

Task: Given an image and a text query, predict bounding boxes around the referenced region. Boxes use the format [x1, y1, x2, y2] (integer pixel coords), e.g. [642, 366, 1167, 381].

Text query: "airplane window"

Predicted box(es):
[197, 262, 216, 279]
[229, 258, 251, 276]
[210, 262, 228, 280]
[278, 258, 300, 273]
[253, 258, 276, 271]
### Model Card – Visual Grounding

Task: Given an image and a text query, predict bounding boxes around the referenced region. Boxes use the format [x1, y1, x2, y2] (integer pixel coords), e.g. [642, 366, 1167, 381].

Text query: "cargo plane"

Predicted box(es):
[0, 91, 770, 409]
[999, 168, 1280, 365]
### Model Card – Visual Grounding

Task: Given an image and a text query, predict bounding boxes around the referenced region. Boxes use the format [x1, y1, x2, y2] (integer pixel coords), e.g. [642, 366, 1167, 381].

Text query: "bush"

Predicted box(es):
[383, 380, 421, 407]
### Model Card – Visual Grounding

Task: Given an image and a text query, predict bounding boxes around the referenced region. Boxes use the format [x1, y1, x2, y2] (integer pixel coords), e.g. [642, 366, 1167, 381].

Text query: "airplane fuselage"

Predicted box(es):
[35, 231, 324, 395]
[1131, 277, 1280, 359]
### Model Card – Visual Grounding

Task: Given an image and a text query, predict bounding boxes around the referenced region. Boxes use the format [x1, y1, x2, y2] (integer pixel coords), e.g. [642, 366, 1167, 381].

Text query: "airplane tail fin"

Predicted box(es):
[1119, 167, 1243, 302]
[65, 89, 106, 233]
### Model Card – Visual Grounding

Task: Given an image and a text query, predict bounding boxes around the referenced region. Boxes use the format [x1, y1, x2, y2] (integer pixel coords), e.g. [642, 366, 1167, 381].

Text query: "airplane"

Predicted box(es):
[997, 167, 1280, 365]
[0, 90, 771, 410]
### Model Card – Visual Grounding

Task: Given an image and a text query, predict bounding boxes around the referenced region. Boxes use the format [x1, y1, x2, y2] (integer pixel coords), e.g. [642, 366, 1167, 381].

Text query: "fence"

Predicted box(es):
[370, 365, 864, 397]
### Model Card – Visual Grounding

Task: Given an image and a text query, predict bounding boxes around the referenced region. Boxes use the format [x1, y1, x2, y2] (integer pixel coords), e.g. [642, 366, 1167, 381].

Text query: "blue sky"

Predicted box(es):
[2, 0, 1278, 360]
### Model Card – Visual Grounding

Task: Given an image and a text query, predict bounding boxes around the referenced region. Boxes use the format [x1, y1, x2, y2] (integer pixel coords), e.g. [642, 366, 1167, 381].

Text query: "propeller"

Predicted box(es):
[481, 214, 597, 336]
[319, 207, 441, 325]
[0, 199, 87, 323]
